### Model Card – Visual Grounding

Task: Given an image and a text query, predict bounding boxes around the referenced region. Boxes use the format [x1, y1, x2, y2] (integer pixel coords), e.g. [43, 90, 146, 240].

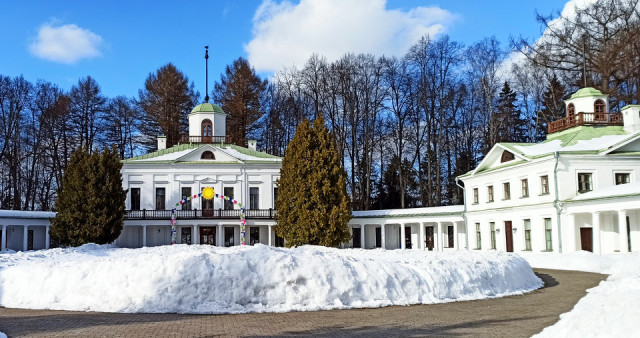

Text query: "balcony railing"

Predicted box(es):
[125, 208, 276, 220]
[179, 135, 233, 144]
[548, 112, 623, 134]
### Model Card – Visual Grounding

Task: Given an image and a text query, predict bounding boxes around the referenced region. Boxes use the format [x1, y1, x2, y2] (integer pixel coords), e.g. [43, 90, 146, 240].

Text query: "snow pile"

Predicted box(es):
[520, 251, 640, 338]
[0, 244, 541, 314]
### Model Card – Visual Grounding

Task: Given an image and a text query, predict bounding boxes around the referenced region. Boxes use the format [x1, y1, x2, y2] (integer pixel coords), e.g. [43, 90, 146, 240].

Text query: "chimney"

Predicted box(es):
[248, 140, 257, 151]
[157, 136, 167, 150]
[622, 105, 640, 133]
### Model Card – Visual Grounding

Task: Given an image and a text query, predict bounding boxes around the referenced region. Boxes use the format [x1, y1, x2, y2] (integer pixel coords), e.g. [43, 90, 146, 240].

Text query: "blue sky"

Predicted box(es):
[0, 0, 568, 100]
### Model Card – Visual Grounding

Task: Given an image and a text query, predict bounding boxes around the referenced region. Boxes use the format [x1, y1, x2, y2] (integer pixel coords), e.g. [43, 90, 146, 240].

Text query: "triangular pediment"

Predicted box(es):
[472, 144, 529, 175]
[174, 144, 242, 163]
[603, 133, 640, 154]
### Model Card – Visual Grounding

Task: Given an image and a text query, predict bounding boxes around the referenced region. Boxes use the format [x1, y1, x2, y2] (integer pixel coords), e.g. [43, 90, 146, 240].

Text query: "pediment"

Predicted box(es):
[603, 133, 640, 154]
[473, 144, 529, 174]
[174, 145, 242, 163]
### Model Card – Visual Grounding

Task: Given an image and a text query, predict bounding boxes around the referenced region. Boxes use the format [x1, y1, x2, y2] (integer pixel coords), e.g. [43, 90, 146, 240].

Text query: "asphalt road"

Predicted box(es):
[0, 268, 606, 337]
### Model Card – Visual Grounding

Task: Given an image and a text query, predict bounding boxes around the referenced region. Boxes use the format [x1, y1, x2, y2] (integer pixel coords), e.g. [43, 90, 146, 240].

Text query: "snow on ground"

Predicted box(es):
[520, 251, 640, 338]
[0, 244, 541, 314]
[0, 332, 6, 338]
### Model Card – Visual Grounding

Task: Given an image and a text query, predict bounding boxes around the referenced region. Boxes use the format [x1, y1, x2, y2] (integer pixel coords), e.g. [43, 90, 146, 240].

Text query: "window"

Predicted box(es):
[521, 179, 529, 198]
[567, 103, 575, 117]
[490, 222, 496, 249]
[473, 188, 479, 204]
[447, 225, 454, 248]
[615, 173, 630, 185]
[181, 187, 191, 210]
[201, 151, 215, 160]
[577, 173, 593, 193]
[501, 150, 515, 163]
[155, 188, 165, 210]
[224, 227, 234, 247]
[250, 227, 260, 245]
[223, 187, 234, 210]
[524, 219, 531, 251]
[487, 186, 494, 202]
[201, 119, 212, 137]
[503, 182, 511, 200]
[544, 218, 553, 251]
[273, 187, 279, 208]
[594, 99, 606, 114]
[130, 188, 140, 210]
[475, 223, 481, 249]
[250, 187, 259, 209]
[540, 175, 549, 195]
[27, 229, 34, 250]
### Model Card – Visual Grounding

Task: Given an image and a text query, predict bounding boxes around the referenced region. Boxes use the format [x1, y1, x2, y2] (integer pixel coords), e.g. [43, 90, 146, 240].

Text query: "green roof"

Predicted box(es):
[569, 87, 606, 99]
[191, 103, 225, 114]
[121, 142, 282, 164]
[544, 125, 626, 147]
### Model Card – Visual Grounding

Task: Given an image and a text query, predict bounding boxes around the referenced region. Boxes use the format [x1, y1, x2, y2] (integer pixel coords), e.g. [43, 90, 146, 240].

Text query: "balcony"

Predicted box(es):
[125, 208, 276, 220]
[548, 112, 623, 134]
[179, 135, 233, 144]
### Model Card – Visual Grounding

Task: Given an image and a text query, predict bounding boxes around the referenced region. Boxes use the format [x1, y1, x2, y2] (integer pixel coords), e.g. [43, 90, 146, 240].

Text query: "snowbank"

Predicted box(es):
[520, 251, 640, 338]
[0, 244, 541, 314]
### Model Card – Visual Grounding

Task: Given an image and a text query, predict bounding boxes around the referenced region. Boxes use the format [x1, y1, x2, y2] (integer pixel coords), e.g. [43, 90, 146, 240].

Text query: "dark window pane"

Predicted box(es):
[181, 187, 191, 210]
[250, 227, 260, 245]
[224, 187, 234, 210]
[131, 188, 140, 210]
[155, 188, 165, 210]
[250, 187, 259, 209]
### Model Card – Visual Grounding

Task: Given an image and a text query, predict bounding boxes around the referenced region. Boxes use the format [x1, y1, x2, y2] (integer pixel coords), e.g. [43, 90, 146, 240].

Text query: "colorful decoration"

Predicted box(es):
[169, 187, 246, 246]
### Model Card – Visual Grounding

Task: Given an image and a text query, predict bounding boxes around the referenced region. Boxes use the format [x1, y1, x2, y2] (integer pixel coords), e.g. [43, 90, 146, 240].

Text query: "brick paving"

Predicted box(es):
[0, 269, 606, 337]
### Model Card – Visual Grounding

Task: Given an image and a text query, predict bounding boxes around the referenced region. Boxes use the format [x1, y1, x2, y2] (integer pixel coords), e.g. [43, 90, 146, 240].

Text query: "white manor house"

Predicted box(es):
[1, 87, 639, 254]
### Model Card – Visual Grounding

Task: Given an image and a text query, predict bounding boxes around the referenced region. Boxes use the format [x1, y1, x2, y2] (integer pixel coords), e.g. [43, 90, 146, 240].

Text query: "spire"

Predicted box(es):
[204, 45, 210, 103]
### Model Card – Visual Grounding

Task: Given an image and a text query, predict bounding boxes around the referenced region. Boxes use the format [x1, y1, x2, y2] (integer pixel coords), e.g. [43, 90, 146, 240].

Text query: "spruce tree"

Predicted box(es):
[535, 76, 566, 141]
[275, 117, 352, 247]
[51, 146, 126, 246]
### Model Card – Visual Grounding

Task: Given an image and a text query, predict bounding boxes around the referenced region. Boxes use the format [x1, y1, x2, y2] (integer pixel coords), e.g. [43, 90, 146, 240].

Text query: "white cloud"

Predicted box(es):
[245, 0, 457, 72]
[29, 23, 103, 64]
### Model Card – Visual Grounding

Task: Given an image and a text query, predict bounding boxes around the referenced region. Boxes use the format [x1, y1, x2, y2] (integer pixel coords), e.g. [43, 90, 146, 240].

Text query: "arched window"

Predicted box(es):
[594, 99, 606, 113]
[201, 119, 213, 137]
[201, 151, 215, 160]
[501, 150, 515, 163]
[567, 103, 575, 117]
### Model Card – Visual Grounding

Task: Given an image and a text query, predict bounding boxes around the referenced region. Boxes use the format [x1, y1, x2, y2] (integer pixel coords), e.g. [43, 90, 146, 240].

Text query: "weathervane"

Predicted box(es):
[204, 46, 210, 103]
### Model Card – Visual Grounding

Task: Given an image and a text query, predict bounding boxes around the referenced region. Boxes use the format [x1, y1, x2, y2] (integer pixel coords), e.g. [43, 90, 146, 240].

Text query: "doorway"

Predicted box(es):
[425, 226, 434, 251]
[375, 227, 381, 248]
[580, 227, 593, 252]
[224, 227, 234, 247]
[181, 227, 192, 244]
[404, 227, 412, 249]
[505, 221, 513, 252]
[352, 228, 361, 248]
[200, 227, 216, 245]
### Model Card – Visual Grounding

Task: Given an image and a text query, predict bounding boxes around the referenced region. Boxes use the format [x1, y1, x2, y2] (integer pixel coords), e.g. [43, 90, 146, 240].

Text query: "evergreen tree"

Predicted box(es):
[138, 63, 199, 150]
[490, 82, 527, 147]
[535, 76, 566, 141]
[213, 57, 268, 147]
[50, 146, 126, 246]
[375, 156, 418, 209]
[275, 117, 352, 247]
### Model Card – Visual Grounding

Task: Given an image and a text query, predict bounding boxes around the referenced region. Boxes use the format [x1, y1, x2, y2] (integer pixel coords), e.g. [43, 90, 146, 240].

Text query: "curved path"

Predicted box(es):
[0, 269, 605, 337]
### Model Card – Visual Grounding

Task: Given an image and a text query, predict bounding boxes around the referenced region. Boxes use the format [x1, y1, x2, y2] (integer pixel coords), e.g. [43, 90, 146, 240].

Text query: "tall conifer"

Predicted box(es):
[275, 117, 351, 247]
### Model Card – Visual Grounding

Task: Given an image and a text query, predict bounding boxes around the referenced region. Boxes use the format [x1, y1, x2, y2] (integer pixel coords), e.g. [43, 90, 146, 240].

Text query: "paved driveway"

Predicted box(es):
[0, 269, 606, 337]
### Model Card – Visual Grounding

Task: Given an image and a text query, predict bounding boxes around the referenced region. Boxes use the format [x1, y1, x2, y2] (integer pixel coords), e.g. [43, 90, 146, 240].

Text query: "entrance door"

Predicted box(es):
[405, 227, 412, 249]
[580, 228, 593, 252]
[181, 227, 192, 244]
[505, 221, 513, 252]
[224, 227, 234, 247]
[352, 228, 361, 248]
[375, 227, 381, 248]
[425, 226, 434, 251]
[200, 226, 216, 245]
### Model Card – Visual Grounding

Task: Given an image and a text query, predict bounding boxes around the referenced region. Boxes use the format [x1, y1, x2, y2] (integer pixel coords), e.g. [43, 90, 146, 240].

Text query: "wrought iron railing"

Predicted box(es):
[548, 112, 623, 134]
[125, 208, 276, 220]
[179, 135, 233, 144]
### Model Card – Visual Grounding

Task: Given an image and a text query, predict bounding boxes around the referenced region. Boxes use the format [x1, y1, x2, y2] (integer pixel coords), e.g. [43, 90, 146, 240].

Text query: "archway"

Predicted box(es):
[169, 187, 247, 245]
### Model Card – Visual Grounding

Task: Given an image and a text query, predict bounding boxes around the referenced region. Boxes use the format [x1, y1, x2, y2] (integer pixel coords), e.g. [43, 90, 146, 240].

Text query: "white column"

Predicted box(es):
[437, 222, 443, 251]
[618, 210, 629, 253]
[453, 222, 459, 250]
[1, 225, 6, 251]
[23, 225, 29, 251]
[142, 225, 147, 247]
[381, 224, 386, 249]
[360, 224, 366, 249]
[566, 214, 576, 252]
[217, 224, 223, 246]
[593, 212, 601, 254]
[268, 225, 273, 246]
[419, 223, 425, 250]
[193, 225, 199, 244]
[400, 223, 406, 250]
[45, 225, 50, 249]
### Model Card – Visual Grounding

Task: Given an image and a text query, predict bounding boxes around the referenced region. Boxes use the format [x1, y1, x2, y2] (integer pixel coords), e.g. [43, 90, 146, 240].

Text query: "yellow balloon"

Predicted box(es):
[202, 187, 215, 200]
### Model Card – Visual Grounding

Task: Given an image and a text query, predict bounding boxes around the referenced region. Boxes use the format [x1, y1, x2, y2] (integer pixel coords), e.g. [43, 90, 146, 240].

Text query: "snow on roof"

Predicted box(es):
[221, 146, 281, 162]
[570, 182, 640, 201]
[353, 205, 464, 218]
[0, 210, 56, 219]
[135, 148, 194, 162]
